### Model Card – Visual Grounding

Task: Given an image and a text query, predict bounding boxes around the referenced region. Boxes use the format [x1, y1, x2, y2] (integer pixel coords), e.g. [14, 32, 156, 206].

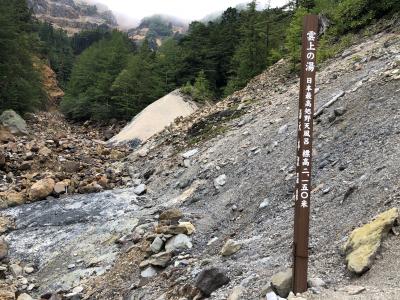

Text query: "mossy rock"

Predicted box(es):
[343, 208, 399, 274]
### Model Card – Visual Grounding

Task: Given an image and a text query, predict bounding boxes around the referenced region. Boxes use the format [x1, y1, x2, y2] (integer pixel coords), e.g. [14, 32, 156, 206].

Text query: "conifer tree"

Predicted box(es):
[110, 40, 164, 119]
[0, 0, 45, 113]
[61, 31, 132, 120]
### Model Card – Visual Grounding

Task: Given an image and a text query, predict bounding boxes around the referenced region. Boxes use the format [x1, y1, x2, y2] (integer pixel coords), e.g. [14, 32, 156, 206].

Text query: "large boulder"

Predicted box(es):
[28, 178, 55, 201]
[0, 110, 28, 136]
[343, 208, 399, 274]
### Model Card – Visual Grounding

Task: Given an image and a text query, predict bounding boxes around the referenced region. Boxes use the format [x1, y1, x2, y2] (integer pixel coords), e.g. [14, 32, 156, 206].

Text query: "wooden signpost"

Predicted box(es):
[293, 14, 319, 294]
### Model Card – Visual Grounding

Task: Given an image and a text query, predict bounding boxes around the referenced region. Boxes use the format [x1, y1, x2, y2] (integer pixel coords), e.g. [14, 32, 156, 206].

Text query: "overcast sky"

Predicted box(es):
[87, 0, 289, 26]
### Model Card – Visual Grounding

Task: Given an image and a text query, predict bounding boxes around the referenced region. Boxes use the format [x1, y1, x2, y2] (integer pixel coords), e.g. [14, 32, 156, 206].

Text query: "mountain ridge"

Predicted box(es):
[28, 0, 118, 34]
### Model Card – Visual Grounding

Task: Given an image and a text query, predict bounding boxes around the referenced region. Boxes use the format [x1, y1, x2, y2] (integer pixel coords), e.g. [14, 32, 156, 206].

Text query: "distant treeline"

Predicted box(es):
[0, 0, 399, 118]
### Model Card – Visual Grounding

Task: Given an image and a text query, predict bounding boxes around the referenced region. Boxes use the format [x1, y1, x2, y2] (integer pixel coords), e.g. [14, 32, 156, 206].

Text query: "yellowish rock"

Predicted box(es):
[0, 289, 15, 300]
[0, 191, 26, 207]
[28, 178, 55, 201]
[220, 239, 241, 256]
[178, 222, 196, 235]
[343, 208, 399, 274]
[0, 216, 14, 234]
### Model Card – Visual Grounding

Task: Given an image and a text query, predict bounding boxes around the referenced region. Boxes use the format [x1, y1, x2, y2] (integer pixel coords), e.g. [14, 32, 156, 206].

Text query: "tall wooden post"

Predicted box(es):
[293, 14, 319, 294]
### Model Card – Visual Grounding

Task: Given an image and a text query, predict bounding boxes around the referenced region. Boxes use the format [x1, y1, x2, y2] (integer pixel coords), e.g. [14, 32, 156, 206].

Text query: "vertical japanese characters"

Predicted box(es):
[295, 29, 317, 209]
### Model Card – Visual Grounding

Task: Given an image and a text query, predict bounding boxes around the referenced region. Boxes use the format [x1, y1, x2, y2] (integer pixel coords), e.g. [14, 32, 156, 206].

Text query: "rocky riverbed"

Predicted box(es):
[0, 111, 133, 209]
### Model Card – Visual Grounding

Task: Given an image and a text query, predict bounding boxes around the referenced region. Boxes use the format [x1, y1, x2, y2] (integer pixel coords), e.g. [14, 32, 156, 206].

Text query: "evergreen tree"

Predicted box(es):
[71, 26, 112, 55]
[36, 21, 74, 88]
[284, 7, 308, 69]
[156, 38, 185, 93]
[61, 31, 132, 120]
[192, 70, 213, 102]
[225, 1, 269, 94]
[111, 40, 164, 119]
[0, 0, 45, 113]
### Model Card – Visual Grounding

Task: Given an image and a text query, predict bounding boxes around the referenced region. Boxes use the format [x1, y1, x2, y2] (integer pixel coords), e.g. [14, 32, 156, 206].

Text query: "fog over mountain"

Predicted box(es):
[83, 0, 289, 28]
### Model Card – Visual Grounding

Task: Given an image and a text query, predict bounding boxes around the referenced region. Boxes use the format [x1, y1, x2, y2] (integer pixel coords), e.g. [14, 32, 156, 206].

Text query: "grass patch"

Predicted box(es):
[185, 107, 246, 146]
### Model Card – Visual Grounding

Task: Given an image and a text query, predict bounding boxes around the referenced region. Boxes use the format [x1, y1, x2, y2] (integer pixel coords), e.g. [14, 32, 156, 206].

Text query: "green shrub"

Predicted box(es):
[333, 0, 399, 34]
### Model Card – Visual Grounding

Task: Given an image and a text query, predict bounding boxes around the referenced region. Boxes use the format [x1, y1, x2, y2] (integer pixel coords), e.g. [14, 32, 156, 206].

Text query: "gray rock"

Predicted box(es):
[220, 239, 241, 256]
[140, 251, 172, 268]
[237, 116, 253, 127]
[195, 268, 230, 296]
[278, 124, 288, 134]
[133, 184, 147, 195]
[165, 234, 192, 252]
[10, 263, 23, 277]
[271, 268, 292, 298]
[334, 107, 347, 116]
[150, 236, 164, 253]
[0, 109, 28, 135]
[182, 149, 199, 159]
[141, 266, 158, 278]
[308, 277, 327, 289]
[328, 112, 336, 123]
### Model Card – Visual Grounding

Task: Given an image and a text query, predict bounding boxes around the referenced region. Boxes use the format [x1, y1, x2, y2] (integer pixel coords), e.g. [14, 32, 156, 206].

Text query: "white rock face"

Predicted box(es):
[109, 90, 198, 146]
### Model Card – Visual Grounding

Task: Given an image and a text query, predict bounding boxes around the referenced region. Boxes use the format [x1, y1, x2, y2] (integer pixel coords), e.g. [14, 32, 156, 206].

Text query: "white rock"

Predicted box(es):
[72, 286, 84, 294]
[207, 237, 218, 246]
[259, 198, 270, 208]
[214, 174, 227, 188]
[287, 291, 307, 300]
[182, 149, 198, 159]
[17, 293, 33, 300]
[134, 184, 147, 195]
[266, 291, 279, 300]
[141, 266, 158, 278]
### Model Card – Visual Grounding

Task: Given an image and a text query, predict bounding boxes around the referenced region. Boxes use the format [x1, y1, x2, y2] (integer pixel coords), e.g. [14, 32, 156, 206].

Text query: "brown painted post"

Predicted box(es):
[293, 15, 319, 294]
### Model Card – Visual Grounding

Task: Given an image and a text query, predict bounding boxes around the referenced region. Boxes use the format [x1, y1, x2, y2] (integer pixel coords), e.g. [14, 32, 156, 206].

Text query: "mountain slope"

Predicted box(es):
[84, 27, 400, 299]
[28, 0, 117, 34]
